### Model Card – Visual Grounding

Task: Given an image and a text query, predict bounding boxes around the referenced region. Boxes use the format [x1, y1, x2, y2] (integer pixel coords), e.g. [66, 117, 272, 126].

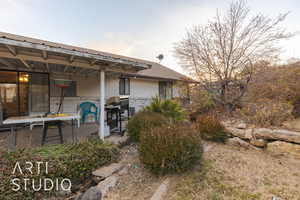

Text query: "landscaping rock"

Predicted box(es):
[250, 138, 267, 147]
[92, 176, 102, 184]
[236, 122, 247, 129]
[96, 175, 118, 197]
[76, 186, 102, 200]
[117, 166, 129, 176]
[267, 141, 300, 158]
[226, 127, 252, 139]
[254, 128, 300, 144]
[244, 129, 253, 139]
[227, 137, 259, 150]
[150, 178, 170, 200]
[92, 163, 123, 178]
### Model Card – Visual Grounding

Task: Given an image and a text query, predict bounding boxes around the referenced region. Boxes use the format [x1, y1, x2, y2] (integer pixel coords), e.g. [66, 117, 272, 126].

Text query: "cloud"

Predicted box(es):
[84, 3, 220, 74]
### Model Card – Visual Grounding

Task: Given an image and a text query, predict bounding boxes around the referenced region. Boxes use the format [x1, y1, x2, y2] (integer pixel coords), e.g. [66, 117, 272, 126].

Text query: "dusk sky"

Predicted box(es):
[1, 0, 300, 74]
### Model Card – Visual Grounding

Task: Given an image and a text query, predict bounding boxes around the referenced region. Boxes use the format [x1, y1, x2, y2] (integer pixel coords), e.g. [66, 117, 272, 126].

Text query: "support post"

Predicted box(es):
[99, 70, 105, 140]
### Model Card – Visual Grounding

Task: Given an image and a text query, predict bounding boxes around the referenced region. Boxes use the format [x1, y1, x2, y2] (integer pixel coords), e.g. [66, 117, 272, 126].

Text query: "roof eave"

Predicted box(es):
[121, 73, 199, 83]
[0, 37, 151, 71]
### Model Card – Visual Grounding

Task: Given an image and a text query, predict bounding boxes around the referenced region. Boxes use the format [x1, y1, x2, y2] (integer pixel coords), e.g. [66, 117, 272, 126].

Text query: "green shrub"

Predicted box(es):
[127, 111, 168, 142]
[0, 139, 119, 200]
[139, 122, 203, 175]
[196, 114, 228, 143]
[144, 97, 186, 121]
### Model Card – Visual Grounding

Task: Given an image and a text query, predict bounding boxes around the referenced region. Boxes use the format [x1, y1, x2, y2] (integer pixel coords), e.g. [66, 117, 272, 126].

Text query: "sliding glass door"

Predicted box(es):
[0, 70, 49, 118]
[29, 73, 49, 114]
[0, 71, 19, 117]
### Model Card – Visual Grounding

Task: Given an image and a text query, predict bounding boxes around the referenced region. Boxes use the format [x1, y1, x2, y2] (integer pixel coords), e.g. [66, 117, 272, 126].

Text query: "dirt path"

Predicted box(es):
[104, 144, 167, 200]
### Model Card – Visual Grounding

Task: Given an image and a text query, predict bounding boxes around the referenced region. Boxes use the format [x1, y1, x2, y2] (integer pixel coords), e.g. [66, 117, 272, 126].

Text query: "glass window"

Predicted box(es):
[30, 73, 49, 113]
[0, 71, 50, 117]
[119, 78, 130, 95]
[159, 81, 173, 99]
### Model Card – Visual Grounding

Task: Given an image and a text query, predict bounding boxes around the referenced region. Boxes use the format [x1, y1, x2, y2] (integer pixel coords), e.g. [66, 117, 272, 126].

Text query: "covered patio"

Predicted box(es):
[0, 32, 150, 150]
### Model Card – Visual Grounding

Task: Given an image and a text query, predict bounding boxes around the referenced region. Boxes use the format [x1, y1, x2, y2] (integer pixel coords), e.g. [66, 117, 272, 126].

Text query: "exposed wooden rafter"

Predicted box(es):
[42, 50, 48, 60]
[0, 51, 138, 74]
[69, 55, 75, 63]
[5, 44, 17, 56]
[0, 37, 150, 69]
[90, 59, 97, 66]
[20, 59, 31, 69]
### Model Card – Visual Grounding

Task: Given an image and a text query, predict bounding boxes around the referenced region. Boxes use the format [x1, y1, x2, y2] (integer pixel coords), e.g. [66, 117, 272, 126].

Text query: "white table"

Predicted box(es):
[3, 113, 80, 150]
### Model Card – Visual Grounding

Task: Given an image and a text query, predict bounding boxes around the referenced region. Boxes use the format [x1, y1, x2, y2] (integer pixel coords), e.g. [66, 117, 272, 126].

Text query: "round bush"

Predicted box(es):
[196, 114, 228, 143]
[139, 122, 203, 175]
[144, 97, 186, 121]
[127, 111, 168, 142]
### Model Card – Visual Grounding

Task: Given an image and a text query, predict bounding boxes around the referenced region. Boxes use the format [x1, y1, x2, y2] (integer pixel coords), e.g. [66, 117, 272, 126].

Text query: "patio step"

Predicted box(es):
[92, 163, 123, 179]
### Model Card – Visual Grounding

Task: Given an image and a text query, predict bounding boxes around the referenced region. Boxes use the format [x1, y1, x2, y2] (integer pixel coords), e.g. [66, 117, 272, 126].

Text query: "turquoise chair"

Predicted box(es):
[79, 102, 98, 123]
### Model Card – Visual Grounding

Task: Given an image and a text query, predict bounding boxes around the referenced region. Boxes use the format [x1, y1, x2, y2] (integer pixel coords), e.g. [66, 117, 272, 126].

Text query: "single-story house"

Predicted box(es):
[0, 32, 195, 140]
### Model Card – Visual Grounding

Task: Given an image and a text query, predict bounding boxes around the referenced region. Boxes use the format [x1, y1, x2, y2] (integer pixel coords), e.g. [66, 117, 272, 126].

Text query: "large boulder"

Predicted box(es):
[227, 137, 259, 150]
[250, 138, 267, 148]
[96, 175, 118, 197]
[225, 127, 253, 140]
[76, 186, 102, 200]
[267, 141, 300, 158]
[253, 128, 300, 144]
[92, 163, 123, 179]
[236, 122, 247, 129]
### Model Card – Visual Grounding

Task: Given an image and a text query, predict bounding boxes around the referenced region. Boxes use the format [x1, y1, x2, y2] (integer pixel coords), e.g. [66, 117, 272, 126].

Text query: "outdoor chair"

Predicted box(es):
[79, 102, 98, 123]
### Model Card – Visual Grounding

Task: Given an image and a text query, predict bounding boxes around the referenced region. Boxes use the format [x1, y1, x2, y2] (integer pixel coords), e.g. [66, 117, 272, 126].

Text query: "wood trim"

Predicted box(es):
[5, 44, 17, 56]
[0, 51, 139, 74]
[0, 37, 150, 69]
[42, 50, 48, 60]
[20, 59, 31, 69]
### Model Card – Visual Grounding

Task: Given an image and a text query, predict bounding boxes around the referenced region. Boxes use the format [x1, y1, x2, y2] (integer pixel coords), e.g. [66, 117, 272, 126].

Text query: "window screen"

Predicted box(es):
[159, 81, 173, 99]
[119, 78, 130, 95]
[30, 73, 49, 113]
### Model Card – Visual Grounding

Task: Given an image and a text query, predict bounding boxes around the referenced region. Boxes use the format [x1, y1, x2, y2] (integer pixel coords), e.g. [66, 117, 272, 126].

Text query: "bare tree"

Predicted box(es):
[175, 0, 293, 112]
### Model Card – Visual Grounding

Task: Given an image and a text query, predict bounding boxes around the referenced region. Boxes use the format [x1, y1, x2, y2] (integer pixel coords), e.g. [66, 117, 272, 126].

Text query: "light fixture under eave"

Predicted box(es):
[19, 76, 29, 83]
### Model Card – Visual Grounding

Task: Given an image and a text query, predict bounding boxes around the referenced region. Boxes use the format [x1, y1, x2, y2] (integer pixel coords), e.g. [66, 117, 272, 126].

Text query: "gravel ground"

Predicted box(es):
[104, 144, 166, 200]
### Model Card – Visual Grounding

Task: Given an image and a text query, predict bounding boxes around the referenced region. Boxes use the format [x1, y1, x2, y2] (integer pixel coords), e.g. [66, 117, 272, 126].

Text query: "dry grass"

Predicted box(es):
[104, 143, 300, 200]
[167, 143, 300, 200]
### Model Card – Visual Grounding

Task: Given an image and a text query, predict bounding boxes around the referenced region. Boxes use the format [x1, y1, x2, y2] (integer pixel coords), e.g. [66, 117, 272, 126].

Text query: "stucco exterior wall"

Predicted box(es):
[49, 73, 184, 115]
[49, 74, 101, 114]
[130, 78, 159, 98]
[129, 78, 158, 111]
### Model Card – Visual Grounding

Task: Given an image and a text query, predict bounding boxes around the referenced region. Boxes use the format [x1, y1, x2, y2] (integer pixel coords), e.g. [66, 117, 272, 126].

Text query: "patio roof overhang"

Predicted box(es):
[0, 32, 151, 75]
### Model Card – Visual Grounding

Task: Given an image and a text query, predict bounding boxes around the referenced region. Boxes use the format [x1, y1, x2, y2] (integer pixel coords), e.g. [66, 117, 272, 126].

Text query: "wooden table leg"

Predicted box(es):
[71, 119, 75, 144]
